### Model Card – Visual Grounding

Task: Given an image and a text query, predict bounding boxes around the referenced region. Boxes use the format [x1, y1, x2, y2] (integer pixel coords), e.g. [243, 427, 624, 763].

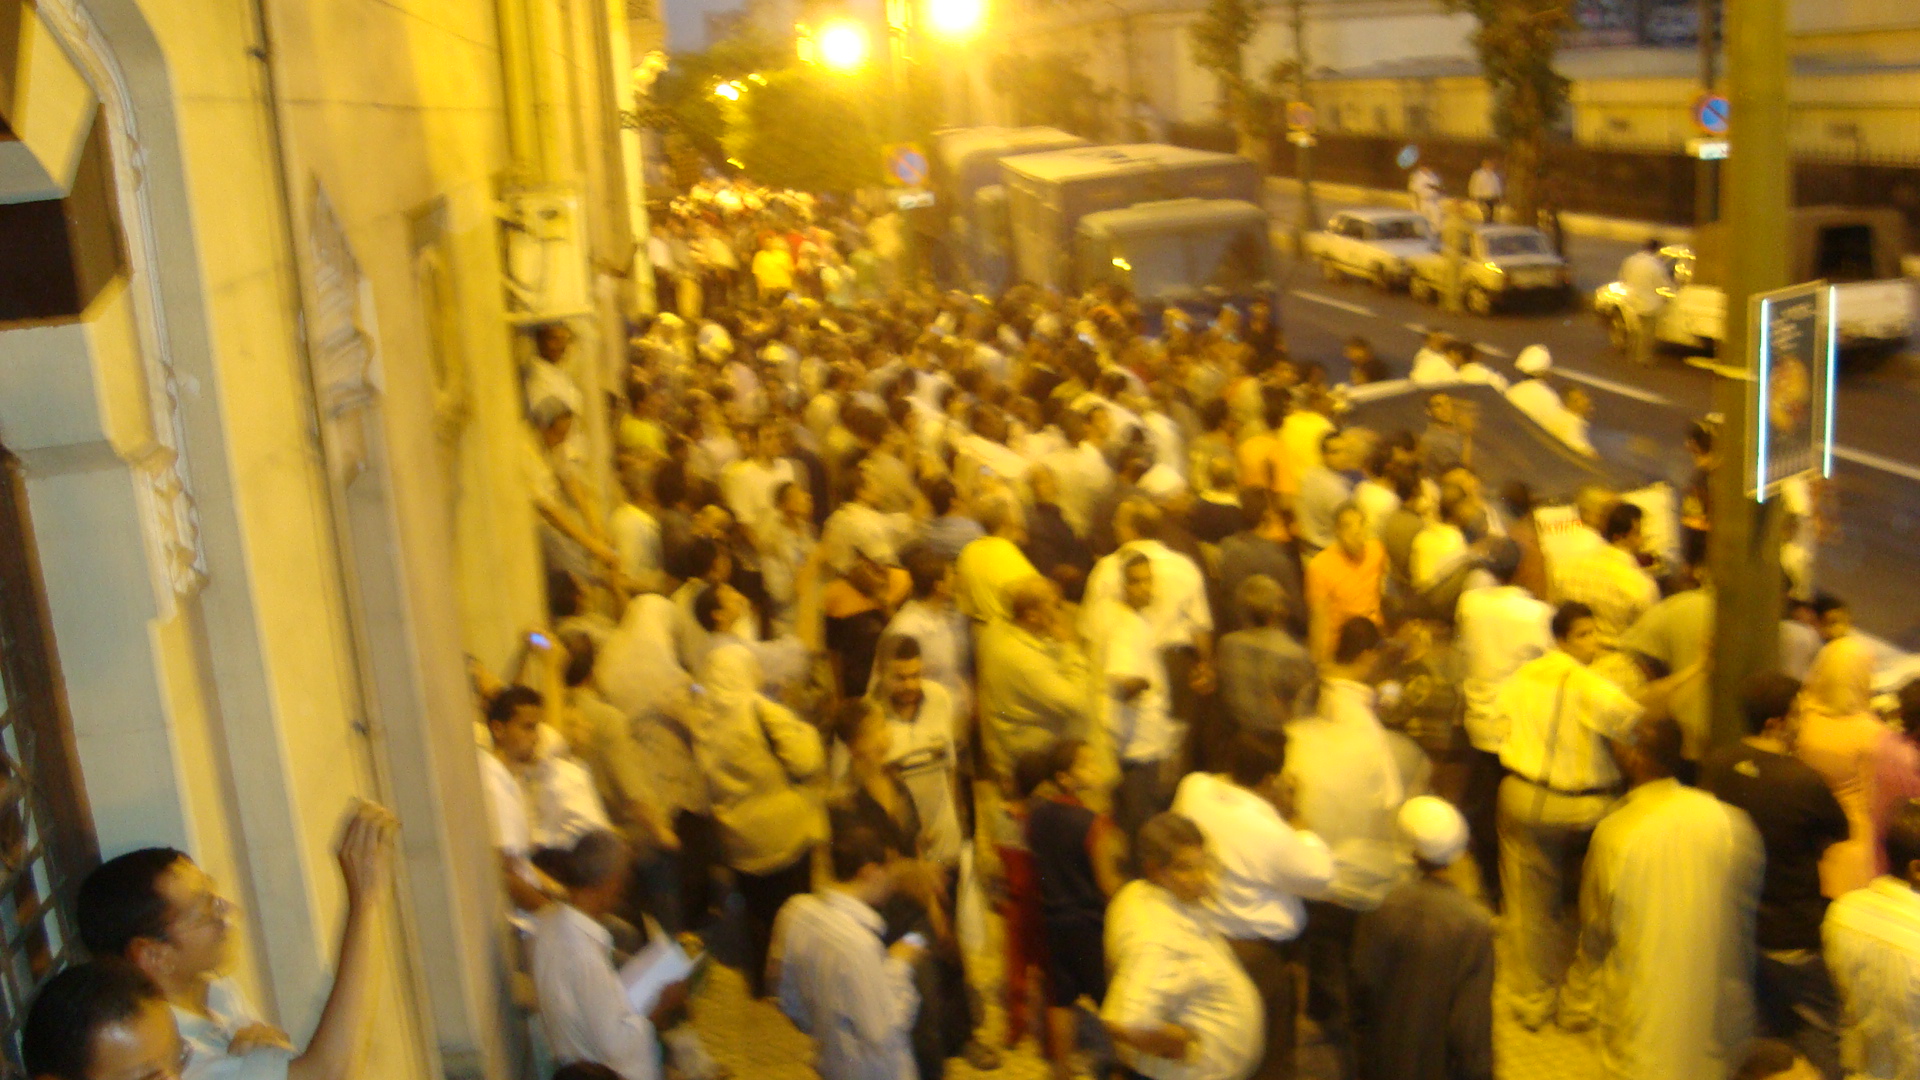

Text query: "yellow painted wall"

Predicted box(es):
[5, 0, 639, 1075]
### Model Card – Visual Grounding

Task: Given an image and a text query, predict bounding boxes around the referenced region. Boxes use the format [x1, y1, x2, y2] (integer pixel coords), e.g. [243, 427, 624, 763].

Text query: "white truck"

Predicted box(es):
[1593, 206, 1915, 356]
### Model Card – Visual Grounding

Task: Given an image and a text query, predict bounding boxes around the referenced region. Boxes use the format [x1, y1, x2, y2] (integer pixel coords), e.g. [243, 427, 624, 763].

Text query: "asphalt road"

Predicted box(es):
[1264, 201, 1920, 650]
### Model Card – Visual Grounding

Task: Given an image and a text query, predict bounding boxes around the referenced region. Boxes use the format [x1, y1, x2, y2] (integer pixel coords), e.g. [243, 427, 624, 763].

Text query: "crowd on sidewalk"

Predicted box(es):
[25, 175, 1920, 1080]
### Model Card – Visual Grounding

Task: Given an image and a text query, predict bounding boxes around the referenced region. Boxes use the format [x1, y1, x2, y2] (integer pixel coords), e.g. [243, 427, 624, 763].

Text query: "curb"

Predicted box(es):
[1265, 177, 1694, 247]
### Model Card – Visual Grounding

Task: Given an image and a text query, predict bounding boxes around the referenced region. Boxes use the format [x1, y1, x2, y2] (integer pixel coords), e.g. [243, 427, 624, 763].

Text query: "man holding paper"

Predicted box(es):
[533, 830, 692, 1080]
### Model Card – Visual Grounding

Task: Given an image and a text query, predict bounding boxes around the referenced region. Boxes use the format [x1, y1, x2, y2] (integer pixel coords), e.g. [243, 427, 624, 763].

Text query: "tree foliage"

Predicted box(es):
[1189, 0, 1274, 162]
[986, 52, 1112, 139]
[641, 34, 789, 166]
[724, 69, 883, 194]
[1445, 0, 1574, 223]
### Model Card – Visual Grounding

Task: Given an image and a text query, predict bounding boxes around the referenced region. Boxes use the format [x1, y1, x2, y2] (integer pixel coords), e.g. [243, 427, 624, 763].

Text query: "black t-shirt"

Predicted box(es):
[1701, 742, 1850, 950]
[1028, 794, 1107, 927]
[826, 607, 889, 698]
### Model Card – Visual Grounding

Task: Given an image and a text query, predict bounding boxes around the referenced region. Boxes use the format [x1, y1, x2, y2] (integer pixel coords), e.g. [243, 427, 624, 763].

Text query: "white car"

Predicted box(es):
[1305, 209, 1435, 290]
[1407, 225, 1573, 314]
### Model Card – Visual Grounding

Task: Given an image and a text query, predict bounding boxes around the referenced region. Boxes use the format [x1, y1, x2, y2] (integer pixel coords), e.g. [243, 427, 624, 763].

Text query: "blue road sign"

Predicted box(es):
[1694, 93, 1730, 136]
[885, 144, 929, 187]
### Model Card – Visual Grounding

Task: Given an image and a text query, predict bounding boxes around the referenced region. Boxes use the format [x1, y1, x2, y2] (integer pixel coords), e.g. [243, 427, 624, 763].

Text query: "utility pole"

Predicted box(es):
[1706, 0, 1790, 748]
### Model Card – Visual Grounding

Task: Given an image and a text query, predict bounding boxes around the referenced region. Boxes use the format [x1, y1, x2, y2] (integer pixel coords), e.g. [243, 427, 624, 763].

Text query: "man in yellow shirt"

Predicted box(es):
[751, 235, 795, 301]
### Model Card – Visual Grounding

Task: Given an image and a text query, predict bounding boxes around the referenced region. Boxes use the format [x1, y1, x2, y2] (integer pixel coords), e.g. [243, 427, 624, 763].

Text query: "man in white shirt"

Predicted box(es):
[1824, 801, 1920, 1080]
[75, 804, 399, 1080]
[1294, 431, 1357, 561]
[1082, 499, 1216, 711]
[479, 685, 613, 917]
[1409, 483, 1479, 593]
[533, 831, 682, 1080]
[820, 460, 919, 575]
[1467, 158, 1503, 223]
[721, 417, 797, 534]
[1455, 538, 1553, 906]
[1617, 238, 1672, 365]
[1102, 813, 1264, 1080]
[1408, 331, 1458, 386]
[1555, 502, 1659, 643]
[883, 547, 974, 742]
[1505, 347, 1596, 457]
[1578, 717, 1763, 1079]
[1409, 165, 1443, 233]
[1094, 554, 1180, 840]
[1040, 408, 1115, 540]
[1493, 601, 1702, 1031]
[1173, 731, 1336, 1080]
[1286, 617, 1408, 1079]
[872, 638, 963, 867]
[774, 812, 926, 1080]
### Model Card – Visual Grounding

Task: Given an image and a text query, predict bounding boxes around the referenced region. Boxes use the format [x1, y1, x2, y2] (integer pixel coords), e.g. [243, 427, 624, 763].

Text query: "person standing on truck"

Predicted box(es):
[1618, 238, 1673, 367]
[1410, 164, 1444, 235]
[1468, 159, 1504, 224]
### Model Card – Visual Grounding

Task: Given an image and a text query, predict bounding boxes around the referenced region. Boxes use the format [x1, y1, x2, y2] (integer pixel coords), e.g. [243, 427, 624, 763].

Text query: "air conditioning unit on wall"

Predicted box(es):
[500, 187, 593, 324]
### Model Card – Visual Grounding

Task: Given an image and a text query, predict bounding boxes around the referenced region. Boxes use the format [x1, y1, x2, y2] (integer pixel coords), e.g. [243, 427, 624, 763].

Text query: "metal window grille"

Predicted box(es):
[0, 451, 98, 1075]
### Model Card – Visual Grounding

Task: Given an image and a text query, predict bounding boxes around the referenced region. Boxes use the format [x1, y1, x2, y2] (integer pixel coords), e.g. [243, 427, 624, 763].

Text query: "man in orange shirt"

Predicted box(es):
[1306, 503, 1386, 662]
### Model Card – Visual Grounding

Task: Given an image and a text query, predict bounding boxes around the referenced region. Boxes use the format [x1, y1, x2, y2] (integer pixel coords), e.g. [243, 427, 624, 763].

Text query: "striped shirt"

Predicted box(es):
[1824, 877, 1920, 1079]
[773, 890, 919, 1080]
[1553, 544, 1658, 642]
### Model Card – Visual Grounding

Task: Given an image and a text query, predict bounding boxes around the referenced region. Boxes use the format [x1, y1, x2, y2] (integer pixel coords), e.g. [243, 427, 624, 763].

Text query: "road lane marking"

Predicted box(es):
[1290, 290, 1375, 317]
[1833, 446, 1920, 484]
[1404, 323, 1431, 335]
[1553, 368, 1672, 406]
[1474, 342, 1511, 358]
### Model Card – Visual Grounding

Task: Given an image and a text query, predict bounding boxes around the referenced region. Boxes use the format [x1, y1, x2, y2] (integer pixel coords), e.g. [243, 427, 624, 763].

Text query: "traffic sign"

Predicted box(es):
[893, 188, 936, 210]
[1687, 138, 1729, 160]
[884, 143, 928, 187]
[1693, 92, 1730, 136]
[1286, 131, 1317, 147]
[1286, 101, 1316, 132]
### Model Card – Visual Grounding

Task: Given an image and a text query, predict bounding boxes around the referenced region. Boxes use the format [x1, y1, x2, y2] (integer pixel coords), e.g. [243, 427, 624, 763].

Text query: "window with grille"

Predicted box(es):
[0, 450, 97, 1074]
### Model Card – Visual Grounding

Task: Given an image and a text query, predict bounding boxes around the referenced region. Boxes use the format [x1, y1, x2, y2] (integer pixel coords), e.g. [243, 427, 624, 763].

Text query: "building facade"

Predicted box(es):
[986, 0, 1920, 165]
[0, 0, 652, 1075]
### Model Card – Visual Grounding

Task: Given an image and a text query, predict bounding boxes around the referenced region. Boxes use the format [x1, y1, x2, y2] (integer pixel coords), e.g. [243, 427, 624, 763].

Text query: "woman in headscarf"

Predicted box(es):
[1795, 635, 1886, 896]
[695, 642, 826, 998]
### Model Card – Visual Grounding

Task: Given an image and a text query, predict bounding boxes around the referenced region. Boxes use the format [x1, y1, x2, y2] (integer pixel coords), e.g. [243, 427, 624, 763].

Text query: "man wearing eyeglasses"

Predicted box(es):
[72, 802, 397, 1080]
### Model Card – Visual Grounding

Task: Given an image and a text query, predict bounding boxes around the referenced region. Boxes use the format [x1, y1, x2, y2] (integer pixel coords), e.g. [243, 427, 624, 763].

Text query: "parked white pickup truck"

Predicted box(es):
[1592, 207, 1915, 356]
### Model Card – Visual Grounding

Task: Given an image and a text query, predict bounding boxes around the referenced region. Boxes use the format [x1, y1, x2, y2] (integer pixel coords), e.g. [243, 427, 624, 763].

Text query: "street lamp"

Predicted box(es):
[927, 0, 984, 39]
[815, 19, 871, 72]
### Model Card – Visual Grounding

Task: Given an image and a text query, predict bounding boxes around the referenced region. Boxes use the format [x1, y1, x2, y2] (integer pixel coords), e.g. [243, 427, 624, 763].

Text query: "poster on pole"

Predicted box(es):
[1745, 281, 1836, 500]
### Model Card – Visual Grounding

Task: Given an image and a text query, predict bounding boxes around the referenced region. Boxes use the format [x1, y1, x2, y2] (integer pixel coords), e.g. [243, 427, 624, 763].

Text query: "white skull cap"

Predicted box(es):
[1398, 796, 1469, 865]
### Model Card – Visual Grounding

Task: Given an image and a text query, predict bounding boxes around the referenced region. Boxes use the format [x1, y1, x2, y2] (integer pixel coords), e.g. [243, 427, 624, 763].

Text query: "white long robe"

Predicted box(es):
[1579, 778, 1763, 1080]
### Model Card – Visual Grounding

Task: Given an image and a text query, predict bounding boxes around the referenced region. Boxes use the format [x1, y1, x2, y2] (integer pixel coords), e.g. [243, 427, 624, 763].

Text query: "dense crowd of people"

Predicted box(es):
[25, 176, 1920, 1080]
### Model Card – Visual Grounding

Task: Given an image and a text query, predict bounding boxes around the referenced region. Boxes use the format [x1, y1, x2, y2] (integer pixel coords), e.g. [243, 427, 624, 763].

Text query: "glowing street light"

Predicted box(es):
[814, 19, 870, 72]
[713, 80, 741, 100]
[926, 0, 984, 39]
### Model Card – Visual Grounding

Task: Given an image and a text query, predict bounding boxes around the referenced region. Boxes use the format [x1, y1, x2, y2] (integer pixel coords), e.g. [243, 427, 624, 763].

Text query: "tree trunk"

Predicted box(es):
[1507, 126, 1542, 228]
